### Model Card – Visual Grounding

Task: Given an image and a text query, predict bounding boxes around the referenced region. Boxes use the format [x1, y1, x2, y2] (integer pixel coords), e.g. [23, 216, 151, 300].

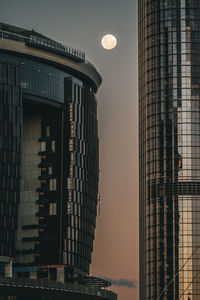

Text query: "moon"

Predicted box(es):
[101, 34, 117, 50]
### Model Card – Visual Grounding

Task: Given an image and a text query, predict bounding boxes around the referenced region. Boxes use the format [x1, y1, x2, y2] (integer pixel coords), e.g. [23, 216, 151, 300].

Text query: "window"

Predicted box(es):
[49, 178, 56, 190]
[52, 140, 55, 152]
[49, 167, 53, 175]
[67, 178, 73, 189]
[46, 126, 50, 137]
[49, 203, 56, 215]
[40, 141, 46, 152]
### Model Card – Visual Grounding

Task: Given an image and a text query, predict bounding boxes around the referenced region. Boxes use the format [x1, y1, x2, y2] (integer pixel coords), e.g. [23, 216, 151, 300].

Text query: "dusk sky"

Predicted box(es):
[1, 1, 138, 299]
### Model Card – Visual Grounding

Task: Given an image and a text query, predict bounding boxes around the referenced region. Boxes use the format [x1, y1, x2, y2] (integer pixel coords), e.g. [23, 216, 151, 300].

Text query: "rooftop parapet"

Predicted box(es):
[0, 22, 85, 62]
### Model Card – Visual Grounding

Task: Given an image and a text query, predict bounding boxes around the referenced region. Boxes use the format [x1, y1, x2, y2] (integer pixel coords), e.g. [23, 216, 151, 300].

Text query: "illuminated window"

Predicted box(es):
[52, 140, 55, 152]
[49, 167, 53, 175]
[67, 178, 73, 189]
[69, 139, 74, 151]
[49, 203, 57, 215]
[40, 141, 46, 152]
[49, 178, 57, 190]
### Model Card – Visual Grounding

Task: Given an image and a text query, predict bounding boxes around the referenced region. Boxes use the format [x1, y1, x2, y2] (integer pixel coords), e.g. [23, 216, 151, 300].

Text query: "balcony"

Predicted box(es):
[0, 277, 117, 300]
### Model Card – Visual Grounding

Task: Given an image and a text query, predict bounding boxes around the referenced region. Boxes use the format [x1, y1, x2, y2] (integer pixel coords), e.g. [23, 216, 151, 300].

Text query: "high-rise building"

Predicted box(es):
[0, 22, 116, 300]
[138, 1, 200, 299]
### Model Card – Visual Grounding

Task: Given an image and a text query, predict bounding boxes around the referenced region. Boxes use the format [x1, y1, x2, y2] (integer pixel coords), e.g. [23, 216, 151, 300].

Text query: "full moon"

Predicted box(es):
[101, 34, 117, 50]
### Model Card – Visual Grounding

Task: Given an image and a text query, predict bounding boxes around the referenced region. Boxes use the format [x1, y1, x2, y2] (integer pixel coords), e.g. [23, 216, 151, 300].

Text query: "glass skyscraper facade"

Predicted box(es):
[138, 1, 200, 299]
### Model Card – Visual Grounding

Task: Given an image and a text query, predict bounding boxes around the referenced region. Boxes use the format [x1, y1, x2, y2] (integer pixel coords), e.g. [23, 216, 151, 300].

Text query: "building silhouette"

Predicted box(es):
[138, 1, 200, 299]
[0, 22, 116, 300]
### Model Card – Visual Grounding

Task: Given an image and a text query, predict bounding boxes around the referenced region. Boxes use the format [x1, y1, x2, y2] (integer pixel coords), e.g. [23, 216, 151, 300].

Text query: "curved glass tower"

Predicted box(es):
[0, 22, 101, 281]
[139, 1, 200, 299]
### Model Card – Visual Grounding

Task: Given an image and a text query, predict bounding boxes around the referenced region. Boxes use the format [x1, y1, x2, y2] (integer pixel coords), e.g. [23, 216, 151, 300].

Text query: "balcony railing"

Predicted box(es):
[0, 276, 117, 300]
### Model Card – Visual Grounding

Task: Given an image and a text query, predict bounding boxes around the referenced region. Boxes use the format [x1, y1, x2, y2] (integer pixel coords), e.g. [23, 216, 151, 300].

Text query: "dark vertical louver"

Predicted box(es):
[0, 61, 22, 257]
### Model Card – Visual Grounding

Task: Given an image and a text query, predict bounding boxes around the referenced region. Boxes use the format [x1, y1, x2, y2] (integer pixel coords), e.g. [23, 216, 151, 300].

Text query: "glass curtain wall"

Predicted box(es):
[0, 61, 22, 258]
[64, 78, 99, 274]
[138, 0, 200, 299]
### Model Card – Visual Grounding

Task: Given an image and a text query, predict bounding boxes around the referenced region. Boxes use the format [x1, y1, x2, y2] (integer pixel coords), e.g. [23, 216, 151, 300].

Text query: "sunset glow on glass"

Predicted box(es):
[101, 34, 117, 50]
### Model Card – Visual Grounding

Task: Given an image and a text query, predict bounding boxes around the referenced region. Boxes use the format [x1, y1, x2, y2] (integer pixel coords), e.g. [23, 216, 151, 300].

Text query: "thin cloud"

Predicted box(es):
[105, 278, 137, 288]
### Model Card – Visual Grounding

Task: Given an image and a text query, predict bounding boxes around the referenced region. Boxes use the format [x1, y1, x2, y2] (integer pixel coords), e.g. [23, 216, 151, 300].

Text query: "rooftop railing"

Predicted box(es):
[0, 276, 117, 300]
[27, 35, 85, 62]
[0, 31, 85, 62]
[0, 31, 26, 43]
